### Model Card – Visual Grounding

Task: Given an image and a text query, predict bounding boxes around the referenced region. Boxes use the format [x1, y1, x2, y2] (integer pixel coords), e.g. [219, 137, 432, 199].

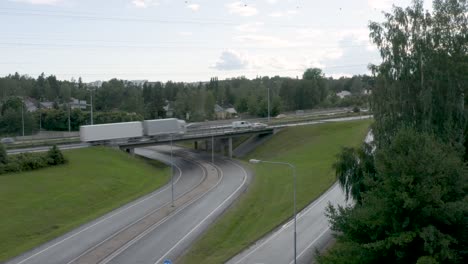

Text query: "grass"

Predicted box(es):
[0, 147, 169, 262]
[179, 119, 372, 264]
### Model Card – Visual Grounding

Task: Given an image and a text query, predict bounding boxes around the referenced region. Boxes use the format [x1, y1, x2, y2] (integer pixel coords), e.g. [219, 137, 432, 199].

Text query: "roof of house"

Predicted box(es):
[225, 108, 237, 114]
[214, 104, 224, 113]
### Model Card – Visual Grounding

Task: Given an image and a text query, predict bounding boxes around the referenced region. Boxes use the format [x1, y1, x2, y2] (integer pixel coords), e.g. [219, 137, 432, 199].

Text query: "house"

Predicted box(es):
[39, 101, 54, 109]
[164, 101, 174, 117]
[336, 90, 352, 99]
[214, 104, 226, 119]
[24, 97, 38, 112]
[69, 98, 87, 110]
[214, 104, 238, 119]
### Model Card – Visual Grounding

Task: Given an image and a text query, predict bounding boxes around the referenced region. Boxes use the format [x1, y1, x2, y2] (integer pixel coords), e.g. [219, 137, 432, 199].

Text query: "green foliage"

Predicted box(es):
[47, 145, 66, 165]
[0, 143, 6, 164]
[0, 98, 37, 136]
[322, 129, 468, 264]
[0, 146, 66, 175]
[369, 0, 467, 149]
[333, 143, 375, 203]
[0, 147, 169, 261]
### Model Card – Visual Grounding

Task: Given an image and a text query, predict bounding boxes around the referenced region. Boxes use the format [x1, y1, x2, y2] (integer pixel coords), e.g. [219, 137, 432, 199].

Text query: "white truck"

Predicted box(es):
[80, 122, 143, 142]
[143, 118, 187, 136]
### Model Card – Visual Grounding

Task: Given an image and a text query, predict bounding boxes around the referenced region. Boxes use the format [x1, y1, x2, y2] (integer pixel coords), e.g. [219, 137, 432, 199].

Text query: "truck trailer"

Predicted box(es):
[143, 118, 187, 136]
[80, 122, 143, 142]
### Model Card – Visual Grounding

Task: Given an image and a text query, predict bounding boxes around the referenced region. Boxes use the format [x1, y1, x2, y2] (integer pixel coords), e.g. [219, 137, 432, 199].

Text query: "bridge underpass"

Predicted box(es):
[114, 127, 275, 159]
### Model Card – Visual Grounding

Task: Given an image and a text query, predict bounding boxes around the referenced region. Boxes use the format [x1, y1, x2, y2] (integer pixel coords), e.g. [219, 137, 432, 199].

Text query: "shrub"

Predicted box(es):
[47, 145, 66, 165]
[0, 143, 6, 164]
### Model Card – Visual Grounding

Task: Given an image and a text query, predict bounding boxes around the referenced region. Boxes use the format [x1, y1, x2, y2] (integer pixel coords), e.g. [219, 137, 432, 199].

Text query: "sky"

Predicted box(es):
[0, 0, 433, 82]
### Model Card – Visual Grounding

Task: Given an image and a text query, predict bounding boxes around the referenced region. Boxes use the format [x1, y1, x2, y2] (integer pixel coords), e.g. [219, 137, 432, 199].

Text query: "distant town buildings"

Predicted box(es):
[69, 98, 87, 110]
[336, 90, 352, 99]
[87, 81, 103, 88]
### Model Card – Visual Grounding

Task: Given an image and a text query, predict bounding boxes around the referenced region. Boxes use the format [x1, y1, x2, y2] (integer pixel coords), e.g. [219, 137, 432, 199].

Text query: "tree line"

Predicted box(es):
[318, 1, 467, 263]
[0, 68, 373, 136]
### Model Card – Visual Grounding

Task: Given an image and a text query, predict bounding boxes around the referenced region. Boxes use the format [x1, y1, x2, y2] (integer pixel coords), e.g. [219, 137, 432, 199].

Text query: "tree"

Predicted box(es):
[333, 143, 375, 203]
[47, 145, 65, 165]
[0, 143, 7, 164]
[369, 0, 467, 149]
[302, 68, 324, 81]
[320, 129, 468, 264]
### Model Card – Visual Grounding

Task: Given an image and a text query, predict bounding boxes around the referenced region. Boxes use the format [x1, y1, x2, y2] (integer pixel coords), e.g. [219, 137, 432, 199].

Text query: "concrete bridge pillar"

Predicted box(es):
[228, 137, 233, 159]
[125, 148, 135, 156]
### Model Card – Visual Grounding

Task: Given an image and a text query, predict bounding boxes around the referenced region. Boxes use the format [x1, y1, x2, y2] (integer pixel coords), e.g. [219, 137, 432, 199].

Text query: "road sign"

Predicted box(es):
[163, 260, 172, 264]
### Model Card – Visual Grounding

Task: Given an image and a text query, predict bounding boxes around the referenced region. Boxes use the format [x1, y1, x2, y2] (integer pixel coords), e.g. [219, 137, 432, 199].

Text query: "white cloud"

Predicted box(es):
[213, 50, 250, 71]
[234, 34, 304, 48]
[178, 31, 193, 36]
[10, 0, 61, 5]
[268, 9, 298, 18]
[187, 3, 200, 11]
[226, 2, 258, 17]
[235, 22, 264, 33]
[132, 0, 158, 8]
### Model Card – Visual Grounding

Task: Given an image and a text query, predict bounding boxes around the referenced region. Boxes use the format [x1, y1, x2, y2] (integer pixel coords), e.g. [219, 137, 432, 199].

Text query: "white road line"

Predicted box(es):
[154, 159, 249, 264]
[13, 156, 183, 264]
[232, 183, 339, 264]
[288, 227, 330, 264]
[100, 159, 224, 264]
[64, 163, 185, 264]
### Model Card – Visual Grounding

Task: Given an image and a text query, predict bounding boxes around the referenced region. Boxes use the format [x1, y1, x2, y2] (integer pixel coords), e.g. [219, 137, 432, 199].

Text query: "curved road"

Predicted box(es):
[5, 146, 251, 264]
[228, 183, 349, 264]
[228, 131, 373, 264]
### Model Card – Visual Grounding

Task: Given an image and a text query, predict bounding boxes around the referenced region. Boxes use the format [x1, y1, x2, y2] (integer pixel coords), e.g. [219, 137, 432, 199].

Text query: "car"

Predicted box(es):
[1, 137, 15, 144]
[232, 121, 252, 129]
[252, 122, 268, 129]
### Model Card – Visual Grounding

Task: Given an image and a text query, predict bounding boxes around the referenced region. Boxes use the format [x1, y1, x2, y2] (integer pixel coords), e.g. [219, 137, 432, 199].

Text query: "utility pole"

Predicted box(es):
[90, 89, 94, 125]
[267, 86, 271, 123]
[211, 135, 214, 165]
[68, 103, 71, 132]
[21, 101, 25, 136]
[170, 134, 174, 207]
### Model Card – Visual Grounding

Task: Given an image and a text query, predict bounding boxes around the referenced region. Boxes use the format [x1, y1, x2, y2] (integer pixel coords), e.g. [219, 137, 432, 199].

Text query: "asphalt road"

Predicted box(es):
[6, 143, 90, 155]
[5, 146, 251, 264]
[227, 131, 373, 264]
[227, 183, 348, 264]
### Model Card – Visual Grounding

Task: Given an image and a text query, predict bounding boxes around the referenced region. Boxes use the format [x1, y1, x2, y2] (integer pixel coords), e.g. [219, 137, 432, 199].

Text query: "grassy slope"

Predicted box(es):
[180, 120, 371, 264]
[0, 147, 169, 262]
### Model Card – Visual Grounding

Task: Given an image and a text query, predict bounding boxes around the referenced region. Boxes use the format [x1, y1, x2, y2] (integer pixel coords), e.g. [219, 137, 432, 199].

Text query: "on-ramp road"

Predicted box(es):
[5, 146, 251, 264]
[227, 183, 348, 264]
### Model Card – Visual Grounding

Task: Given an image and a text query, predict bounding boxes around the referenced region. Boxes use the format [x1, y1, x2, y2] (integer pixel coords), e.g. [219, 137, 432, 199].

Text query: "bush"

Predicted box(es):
[47, 145, 66, 165]
[0, 146, 66, 175]
[352, 106, 360, 113]
[0, 143, 6, 164]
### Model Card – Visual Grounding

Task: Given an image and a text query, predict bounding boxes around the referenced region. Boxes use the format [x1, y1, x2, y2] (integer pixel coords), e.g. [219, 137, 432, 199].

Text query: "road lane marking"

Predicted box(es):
[154, 159, 249, 264]
[231, 183, 339, 264]
[13, 152, 183, 264]
[288, 227, 330, 264]
[100, 159, 224, 264]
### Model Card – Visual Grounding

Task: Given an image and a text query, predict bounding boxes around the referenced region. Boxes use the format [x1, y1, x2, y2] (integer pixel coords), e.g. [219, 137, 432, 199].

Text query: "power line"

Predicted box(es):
[0, 8, 365, 30]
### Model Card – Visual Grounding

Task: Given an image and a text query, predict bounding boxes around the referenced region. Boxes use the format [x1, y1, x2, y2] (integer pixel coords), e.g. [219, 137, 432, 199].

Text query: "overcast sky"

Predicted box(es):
[0, 0, 433, 82]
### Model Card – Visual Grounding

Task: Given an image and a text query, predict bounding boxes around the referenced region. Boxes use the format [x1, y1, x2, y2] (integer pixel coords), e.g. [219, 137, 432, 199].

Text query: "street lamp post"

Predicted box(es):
[211, 135, 214, 165]
[21, 101, 25, 136]
[170, 134, 174, 207]
[68, 103, 71, 132]
[90, 89, 94, 125]
[267, 86, 270, 123]
[249, 159, 297, 264]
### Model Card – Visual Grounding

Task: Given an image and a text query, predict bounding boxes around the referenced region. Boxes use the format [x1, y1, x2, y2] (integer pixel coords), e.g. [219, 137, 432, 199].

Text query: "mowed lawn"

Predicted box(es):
[0, 147, 169, 262]
[180, 120, 371, 264]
